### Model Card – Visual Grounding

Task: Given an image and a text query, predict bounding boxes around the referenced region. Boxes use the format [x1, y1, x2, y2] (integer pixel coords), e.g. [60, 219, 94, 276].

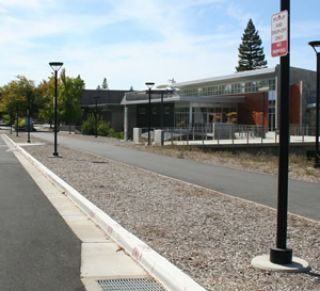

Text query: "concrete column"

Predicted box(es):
[189, 104, 193, 128]
[154, 129, 163, 145]
[133, 128, 142, 144]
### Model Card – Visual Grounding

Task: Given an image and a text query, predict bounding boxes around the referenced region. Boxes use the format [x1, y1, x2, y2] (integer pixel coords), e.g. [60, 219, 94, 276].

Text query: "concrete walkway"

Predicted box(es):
[0, 136, 85, 290]
[2, 134, 205, 291]
[33, 132, 320, 221]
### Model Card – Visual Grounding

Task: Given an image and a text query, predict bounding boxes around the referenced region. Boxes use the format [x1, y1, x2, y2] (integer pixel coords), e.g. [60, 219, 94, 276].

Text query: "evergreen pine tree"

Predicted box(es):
[236, 19, 267, 72]
[102, 78, 108, 90]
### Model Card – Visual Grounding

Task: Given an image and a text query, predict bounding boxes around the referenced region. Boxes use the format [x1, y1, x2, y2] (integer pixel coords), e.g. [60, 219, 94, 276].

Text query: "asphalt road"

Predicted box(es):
[0, 136, 84, 291]
[34, 132, 320, 221]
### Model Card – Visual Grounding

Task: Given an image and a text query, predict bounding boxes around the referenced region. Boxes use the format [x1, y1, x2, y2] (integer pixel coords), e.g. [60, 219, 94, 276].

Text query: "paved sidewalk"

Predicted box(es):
[0, 136, 85, 291]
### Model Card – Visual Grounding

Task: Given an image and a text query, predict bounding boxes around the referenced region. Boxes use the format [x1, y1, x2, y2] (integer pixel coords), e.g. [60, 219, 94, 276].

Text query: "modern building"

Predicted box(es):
[121, 66, 316, 139]
[81, 89, 130, 131]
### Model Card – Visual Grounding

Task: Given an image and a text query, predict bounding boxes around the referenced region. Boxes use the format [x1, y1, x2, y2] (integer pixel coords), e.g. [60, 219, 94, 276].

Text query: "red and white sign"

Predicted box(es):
[271, 10, 288, 57]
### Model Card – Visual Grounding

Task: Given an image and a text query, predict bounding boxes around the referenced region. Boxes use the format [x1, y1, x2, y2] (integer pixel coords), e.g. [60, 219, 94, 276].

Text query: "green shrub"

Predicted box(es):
[97, 120, 110, 136]
[18, 118, 26, 129]
[81, 114, 123, 139]
[81, 120, 94, 135]
[81, 113, 95, 135]
[111, 130, 124, 139]
[2, 114, 11, 125]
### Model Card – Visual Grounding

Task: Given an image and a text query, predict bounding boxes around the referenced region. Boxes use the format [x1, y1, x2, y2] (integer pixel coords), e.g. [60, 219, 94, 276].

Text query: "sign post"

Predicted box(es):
[270, 1, 292, 265]
[251, 0, 309, 272]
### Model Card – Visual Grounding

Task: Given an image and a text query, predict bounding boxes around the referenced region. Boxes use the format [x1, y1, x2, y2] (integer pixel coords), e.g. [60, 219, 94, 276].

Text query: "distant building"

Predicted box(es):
[122, 66, 316, 139]
[81, 89, 130, 131]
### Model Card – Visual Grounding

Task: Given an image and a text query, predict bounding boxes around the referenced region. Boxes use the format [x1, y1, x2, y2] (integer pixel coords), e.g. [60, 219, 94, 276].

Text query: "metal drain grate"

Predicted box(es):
[97, 278, 165, 291]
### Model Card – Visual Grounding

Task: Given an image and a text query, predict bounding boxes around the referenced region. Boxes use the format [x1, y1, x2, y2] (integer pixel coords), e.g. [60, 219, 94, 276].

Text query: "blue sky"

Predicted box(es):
[0, 0, 319, 89]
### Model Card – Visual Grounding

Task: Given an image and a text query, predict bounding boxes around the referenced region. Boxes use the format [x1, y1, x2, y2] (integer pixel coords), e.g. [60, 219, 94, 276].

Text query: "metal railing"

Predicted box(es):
[135, 124, 317, 146]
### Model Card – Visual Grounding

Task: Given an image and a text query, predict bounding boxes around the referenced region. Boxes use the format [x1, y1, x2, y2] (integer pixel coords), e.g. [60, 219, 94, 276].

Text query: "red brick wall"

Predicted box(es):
[290, 84, 301, 125]
[230, 86, 300, 128]
[238, 92, 268, 127]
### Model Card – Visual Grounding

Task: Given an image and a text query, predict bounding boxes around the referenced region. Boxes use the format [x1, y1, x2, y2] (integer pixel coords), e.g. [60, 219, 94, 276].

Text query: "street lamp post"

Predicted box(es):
[145, 82, 155, 145]
[309, 41, 320, 168]
[16, 102, 19, 137]
[94, 96, 100, 138]
[160, 91, 164, 146]
[27, 92, 31, 143]
[49, 62, 63, 157]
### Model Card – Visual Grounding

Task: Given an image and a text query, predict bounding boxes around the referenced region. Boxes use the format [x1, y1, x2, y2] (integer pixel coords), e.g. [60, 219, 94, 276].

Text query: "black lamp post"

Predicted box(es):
[160, 91, 164, 146]
[269, 0, 292, 266]
[27, 92, 31, 143]
[49, 62, 63, 157]
[145, 82, 155, 145]
[16, 102, 19, 137]
[94, 96, 100, 138]
[160, 91, 164, 130]
[309, 41, 320, 168]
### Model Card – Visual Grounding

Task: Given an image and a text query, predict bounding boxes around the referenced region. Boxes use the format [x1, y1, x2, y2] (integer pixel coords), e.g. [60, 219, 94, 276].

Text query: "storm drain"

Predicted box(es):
[97, 278, 165, 291]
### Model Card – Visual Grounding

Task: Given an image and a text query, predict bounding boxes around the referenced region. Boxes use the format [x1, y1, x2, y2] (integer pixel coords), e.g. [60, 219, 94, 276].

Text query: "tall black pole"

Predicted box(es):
[10, 118, 12, 134]
[160, 91, 164, 129]
[160, 91, 164, 146]
[145, 82, 155, 145]
[27, 92, 31, 143]
[16, 102, 19, 137]
[95, 97, 98, 138]
[53, 70, 59, 156]
[270, 0, 292, 265]
[315, 52, 320, 167]
[148, 88, 151, 146]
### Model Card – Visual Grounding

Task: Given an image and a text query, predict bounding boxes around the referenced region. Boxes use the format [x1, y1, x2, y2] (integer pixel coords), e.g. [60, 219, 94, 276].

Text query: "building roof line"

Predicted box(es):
[121, 94, 245, 105]
[176, 67, 276, 87]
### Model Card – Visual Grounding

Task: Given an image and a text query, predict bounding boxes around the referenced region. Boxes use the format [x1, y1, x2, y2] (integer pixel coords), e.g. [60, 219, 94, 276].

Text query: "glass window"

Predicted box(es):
[164, 106, 171, 115]
[180, 78, 275, 97]
[138, 107, 146, 115]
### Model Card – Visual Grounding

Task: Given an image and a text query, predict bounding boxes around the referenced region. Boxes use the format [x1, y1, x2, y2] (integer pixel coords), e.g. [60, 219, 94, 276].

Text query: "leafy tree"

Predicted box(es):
[36, 79, 53, 124]
[0, 76, 35, 125]
[36, 71, 84, 126]
[0, 72, 85, 128]
[60, 69, 85, 126]
[236, 19, 267, 72]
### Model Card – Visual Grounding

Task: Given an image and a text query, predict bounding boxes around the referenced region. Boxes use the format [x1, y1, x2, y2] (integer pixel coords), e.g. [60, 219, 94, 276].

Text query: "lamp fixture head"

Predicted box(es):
[49, 62, 64, 72]
[145, 82, 155, 89]
[309, 41, 320, 53]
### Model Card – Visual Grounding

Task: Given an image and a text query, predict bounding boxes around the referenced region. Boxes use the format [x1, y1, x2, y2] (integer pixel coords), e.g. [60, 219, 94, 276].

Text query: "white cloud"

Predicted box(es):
[0, 0, 318, 89]
[0, 0, 54, 11]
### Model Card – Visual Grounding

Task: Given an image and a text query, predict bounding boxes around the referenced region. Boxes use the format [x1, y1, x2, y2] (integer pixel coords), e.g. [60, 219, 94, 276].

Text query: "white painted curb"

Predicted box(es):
[2, 134, 206, 291]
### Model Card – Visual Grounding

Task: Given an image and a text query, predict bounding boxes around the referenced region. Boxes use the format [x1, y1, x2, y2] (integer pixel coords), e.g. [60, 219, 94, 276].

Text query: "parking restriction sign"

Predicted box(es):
[271, 10, 288, 57]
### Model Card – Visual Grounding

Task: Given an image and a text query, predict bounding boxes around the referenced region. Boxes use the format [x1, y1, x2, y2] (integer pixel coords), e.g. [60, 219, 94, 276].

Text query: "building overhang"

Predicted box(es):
[121, 93, 245, 106]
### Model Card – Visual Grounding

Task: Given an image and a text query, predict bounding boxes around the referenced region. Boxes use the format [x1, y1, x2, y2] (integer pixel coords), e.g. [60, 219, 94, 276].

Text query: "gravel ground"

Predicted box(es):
[9, 133, 320, 291]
